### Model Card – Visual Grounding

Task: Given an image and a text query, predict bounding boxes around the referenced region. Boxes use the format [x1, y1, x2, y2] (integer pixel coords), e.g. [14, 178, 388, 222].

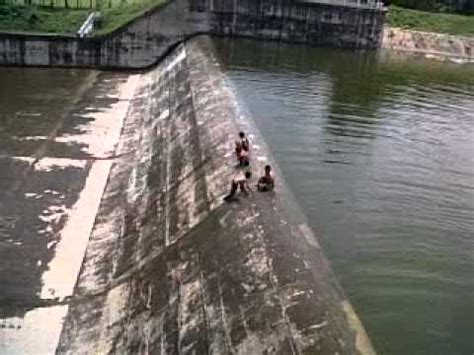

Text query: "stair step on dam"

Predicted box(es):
[0, 36, 375, 354]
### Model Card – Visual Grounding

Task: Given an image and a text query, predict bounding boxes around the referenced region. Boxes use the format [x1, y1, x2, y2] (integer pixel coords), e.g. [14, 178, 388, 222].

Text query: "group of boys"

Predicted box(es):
[223, 132, 274, 202]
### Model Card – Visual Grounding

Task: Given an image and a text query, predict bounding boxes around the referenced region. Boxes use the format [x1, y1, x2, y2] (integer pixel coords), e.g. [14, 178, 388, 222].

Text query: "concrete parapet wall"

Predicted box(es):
[202, 0, 386, 49]
[56, 36, 375, 354]
[0, 0, 386, 69]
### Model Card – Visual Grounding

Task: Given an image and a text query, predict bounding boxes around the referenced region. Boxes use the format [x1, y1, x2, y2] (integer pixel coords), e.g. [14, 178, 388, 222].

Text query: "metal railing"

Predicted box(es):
[77, 11, 99, 37]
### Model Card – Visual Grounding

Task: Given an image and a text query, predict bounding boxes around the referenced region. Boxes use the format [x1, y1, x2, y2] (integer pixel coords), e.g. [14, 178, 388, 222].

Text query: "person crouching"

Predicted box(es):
[224, 171, 252, 202]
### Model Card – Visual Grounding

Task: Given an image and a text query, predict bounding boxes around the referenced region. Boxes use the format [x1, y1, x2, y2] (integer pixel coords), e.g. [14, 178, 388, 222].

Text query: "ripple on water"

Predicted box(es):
[215, 38, 474, 355]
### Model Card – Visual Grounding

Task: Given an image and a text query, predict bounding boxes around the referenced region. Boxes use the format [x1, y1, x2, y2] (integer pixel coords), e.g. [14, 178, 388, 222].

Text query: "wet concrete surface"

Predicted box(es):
[57, 36, 374, 354]
[0, 67, 139, 353]
[1, 36, 374, 354]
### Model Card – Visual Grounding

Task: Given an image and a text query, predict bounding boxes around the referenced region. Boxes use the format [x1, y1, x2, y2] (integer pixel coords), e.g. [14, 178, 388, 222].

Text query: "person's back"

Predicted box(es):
[239, 149, 250, 167]
[238, 131, 250, 152]
[241, 136, 250, 152]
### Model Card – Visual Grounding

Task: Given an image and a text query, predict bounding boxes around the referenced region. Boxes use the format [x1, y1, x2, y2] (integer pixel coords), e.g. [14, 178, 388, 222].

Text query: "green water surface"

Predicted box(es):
[214, 38, 474, 355]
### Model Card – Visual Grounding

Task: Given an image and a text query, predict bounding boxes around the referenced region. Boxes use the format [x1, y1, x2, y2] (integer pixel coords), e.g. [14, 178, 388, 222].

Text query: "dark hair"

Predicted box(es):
[265, 165, 271, 172]
[239, 131, 245, 138]
[245, 171, 252, 179]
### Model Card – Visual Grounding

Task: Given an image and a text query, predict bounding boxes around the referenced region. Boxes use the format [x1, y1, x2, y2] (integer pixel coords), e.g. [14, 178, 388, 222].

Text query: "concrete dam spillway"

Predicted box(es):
[0, 36, 375, 353]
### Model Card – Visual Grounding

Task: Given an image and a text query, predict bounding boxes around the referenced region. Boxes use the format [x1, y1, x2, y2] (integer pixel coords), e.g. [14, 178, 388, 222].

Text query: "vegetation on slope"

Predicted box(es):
[0, 0, 472, 37]
[387, 5, 474, 36]
[0, 0, 165, 35]
[386, 0, 473, 15]
[0, 5, 88, 34]
[94, 0, 166, 35]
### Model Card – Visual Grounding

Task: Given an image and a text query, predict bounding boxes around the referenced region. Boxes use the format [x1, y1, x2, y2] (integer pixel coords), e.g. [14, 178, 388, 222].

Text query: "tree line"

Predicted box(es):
[384, 0, 474, 14]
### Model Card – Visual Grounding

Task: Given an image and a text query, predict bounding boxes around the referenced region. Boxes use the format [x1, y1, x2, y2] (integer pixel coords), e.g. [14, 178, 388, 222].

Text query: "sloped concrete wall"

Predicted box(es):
[0, 0, 209, 68]
[0, 0, 386, 69]
[56, 36, 375, 354]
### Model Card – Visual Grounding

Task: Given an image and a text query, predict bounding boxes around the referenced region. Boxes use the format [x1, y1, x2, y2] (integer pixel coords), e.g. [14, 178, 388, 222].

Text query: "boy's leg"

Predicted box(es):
[224, 180, 238, 201]
[239, 181, 249, 196]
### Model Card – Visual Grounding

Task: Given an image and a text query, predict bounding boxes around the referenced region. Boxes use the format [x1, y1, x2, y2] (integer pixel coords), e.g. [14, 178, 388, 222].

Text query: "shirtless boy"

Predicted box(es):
[257, 165, 275, 192]
[224, 171, 252, 202]
[235, 132, 250, 167]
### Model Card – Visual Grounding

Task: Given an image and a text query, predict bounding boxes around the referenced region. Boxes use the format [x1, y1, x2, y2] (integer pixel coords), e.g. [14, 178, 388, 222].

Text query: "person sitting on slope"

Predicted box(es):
[257, 165, 275, 192]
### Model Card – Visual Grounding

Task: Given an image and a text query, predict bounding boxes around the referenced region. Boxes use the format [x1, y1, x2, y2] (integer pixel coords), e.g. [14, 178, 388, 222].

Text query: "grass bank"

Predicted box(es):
[0, 6, 88, 34]
[387, 5, 474, 37]
[0, 0, 165, 35]
[94, 0, 166, 35]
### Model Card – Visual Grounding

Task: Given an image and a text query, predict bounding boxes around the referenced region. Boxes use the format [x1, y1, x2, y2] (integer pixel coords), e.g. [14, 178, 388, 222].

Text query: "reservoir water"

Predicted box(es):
[214, 39, 474, 355]
[0, 40, 472, 354]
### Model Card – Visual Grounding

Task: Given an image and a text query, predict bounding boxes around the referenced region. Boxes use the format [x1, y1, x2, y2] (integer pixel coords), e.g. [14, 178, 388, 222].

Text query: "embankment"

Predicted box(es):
[56, 36, 375, 354]
[0, 0, 386, 69]
[383, 27, 474, 62]
[0, 0, 208, 68]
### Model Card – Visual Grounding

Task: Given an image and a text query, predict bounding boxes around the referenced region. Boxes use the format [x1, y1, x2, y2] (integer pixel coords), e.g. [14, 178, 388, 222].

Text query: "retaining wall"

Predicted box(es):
[382, 27, 474, 63]
[56, 36, 375, 354]
[199, 0, 386, 49]
[0, 0, 386, 69]
[0, 0, 208, 68]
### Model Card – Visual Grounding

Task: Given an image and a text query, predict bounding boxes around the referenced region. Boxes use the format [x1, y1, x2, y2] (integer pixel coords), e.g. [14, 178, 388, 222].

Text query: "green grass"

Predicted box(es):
[94, 0, 166, 35]
[6, 0, 98, 9]
[388, 5, 474, 36]
[0, 5, 89, 34]
[0, 0, 166, 35]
